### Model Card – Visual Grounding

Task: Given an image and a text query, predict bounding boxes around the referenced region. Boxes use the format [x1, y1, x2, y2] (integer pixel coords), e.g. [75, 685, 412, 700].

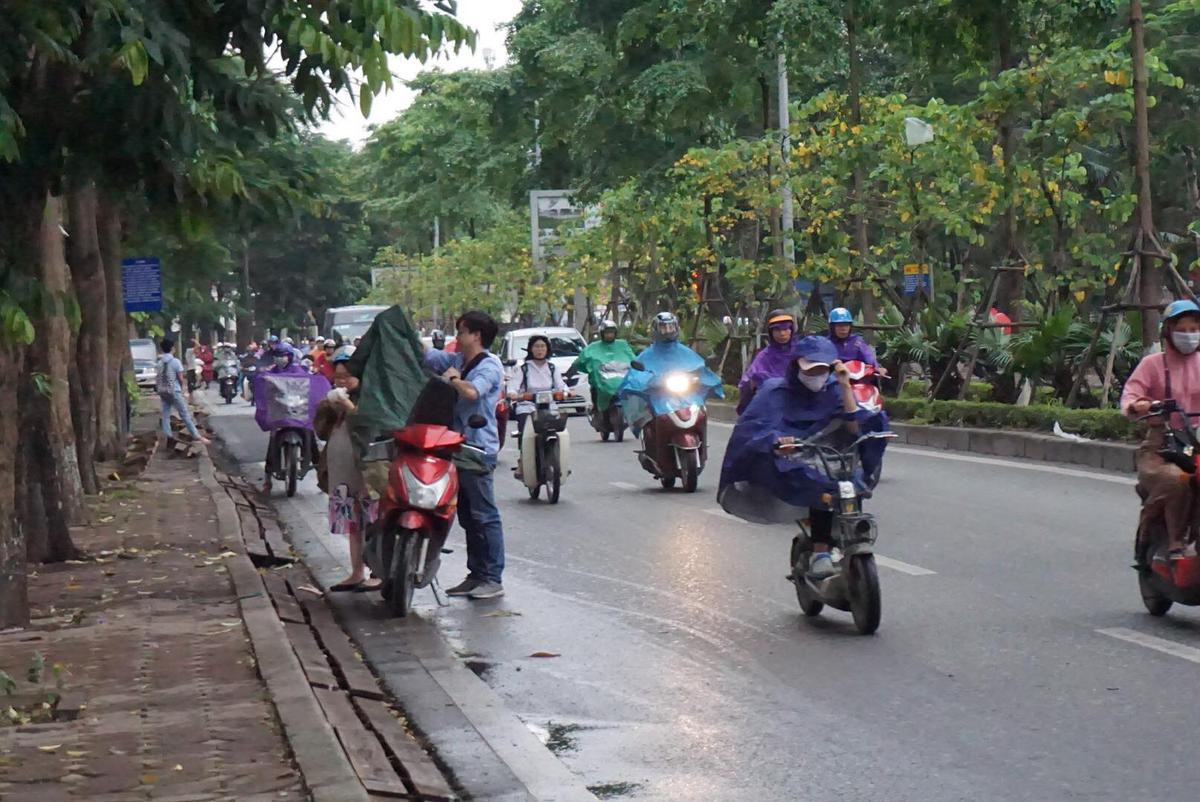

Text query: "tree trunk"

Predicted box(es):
[1131, 0, 1162, 350]
[98, 190, 129, 448]
[0, 341, 28, 628]
[31, 193, 86, 557]
[18, 369, 50, 564]
[236, 242, 253, 350]
[845, 0, 876, 322]
[67, 183, 105, 492]
[992, 3, 1025, 318]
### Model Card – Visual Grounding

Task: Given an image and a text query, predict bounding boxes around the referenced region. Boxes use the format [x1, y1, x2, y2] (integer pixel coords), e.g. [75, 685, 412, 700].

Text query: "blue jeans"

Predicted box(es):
[160, 391, 201, 439]
[457, 457, 505, 584]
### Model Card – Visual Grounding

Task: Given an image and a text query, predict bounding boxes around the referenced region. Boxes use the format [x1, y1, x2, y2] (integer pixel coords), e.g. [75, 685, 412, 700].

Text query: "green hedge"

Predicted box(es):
[884, 399, 1140, 442]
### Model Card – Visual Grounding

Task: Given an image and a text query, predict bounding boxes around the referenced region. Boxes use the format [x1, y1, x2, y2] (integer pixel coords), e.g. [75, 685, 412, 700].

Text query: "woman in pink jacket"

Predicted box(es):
[1121, 299, 1200, 558]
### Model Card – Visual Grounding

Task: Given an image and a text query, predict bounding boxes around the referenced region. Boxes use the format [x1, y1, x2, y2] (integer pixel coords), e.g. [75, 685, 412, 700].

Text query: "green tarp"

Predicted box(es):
[346, 305, 429, 443]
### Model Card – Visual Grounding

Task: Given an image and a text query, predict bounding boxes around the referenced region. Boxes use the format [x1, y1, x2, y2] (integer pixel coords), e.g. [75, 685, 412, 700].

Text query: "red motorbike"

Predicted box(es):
[844, 360, 883, 413]
[366, 423, 464, 617]
[629, 368, 709, 493]
[1134, 400, 1200, 616]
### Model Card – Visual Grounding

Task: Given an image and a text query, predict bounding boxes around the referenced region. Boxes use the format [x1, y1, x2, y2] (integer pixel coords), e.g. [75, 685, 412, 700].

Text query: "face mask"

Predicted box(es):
[1172, 331, 1200, 354]
[799, 372, 829, 392]
[274, 357, 290, 368]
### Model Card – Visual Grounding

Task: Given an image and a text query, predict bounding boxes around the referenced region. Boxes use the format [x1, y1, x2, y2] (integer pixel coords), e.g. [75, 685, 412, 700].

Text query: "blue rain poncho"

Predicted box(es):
[616, 340, 724, 431]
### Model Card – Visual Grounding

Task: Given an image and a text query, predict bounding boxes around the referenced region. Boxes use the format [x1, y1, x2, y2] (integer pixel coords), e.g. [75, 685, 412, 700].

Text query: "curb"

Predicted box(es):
[195, 448, 369, 802]
[706, 401, 1136, 473]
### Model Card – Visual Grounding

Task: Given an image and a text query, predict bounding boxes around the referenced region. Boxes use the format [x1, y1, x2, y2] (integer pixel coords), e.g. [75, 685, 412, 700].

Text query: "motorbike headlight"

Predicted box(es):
[664, 372, 691, 395]
[401, 464, 451, 511]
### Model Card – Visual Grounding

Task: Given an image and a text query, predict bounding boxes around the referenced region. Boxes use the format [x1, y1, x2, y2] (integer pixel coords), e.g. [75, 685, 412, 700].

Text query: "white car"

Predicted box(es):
[130, 338, 158, 388]
[498, 327, 591, 416]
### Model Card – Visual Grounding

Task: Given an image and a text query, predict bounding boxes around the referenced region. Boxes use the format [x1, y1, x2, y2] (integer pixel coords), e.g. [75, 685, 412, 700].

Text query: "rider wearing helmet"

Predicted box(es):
[1122, 299, 1200, 558]
[599, 319, 619, 343]
[651, 311, 680, 343]
[430, 329, 446, 351]
[570, 319, 636, 415]
[737, 309, 796, 414]
[827, 308, 881, 371]
[256, 343, 322, 493]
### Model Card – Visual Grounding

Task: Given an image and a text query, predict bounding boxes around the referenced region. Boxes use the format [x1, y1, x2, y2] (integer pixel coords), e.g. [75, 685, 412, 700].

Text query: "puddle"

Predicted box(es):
[544, 721, 585, 755]
[587, 781, 644, 799]
[463, 659, 493, 679]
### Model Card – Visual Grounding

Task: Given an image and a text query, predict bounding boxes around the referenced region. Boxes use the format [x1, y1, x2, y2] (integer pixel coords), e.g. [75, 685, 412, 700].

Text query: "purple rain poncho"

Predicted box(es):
[252, 364, 331, 432]
[828, 327, 878, 367]
[736, 339, 795, 414]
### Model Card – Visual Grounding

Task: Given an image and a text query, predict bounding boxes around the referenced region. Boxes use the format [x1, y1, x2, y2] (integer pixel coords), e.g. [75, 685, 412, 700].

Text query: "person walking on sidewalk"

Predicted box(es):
[156, 337, 210, 444]
[424, 311, 507, 600]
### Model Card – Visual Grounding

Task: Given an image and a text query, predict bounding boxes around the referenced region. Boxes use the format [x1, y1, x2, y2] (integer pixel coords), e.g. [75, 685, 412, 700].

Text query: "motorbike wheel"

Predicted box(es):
[601, 430, 611, 442]
[545, 442, 561, 504]
[680, 450, 700, 493]
[789, 538, 823, 617]
[615, 426, 625, 443]
[1139, 570, 1173, 617]
[285, 443, 299, 498]
[387, 530, 419, 617]
[660, 475, 676, 490]
[848, 554, 882, 635]
[528, 482, 541, 500]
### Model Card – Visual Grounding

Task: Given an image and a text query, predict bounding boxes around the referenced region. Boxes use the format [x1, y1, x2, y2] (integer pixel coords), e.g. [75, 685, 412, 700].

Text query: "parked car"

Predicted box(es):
[130, 338, 157, 388]
[497, 327, 590, 416]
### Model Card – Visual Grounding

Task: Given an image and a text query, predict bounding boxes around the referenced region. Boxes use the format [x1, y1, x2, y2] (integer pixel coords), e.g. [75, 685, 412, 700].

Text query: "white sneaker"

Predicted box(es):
[808, 553, 836, 579]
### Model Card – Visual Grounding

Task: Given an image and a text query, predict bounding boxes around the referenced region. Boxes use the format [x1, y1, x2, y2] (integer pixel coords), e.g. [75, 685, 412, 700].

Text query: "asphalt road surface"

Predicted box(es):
[201, 387, 1200, 802]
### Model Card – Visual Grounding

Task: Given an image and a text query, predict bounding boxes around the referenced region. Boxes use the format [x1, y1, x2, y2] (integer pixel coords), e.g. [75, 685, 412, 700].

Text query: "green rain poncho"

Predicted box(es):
[571, 338, 637, 411]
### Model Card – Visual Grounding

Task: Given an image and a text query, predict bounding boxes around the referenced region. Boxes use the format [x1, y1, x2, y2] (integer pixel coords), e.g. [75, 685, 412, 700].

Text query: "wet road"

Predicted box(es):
[203, 388, 1200, 802]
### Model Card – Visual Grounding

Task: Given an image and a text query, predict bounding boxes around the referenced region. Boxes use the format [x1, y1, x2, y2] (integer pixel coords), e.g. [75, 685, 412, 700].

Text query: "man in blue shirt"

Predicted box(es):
[424, 311, 507, 600]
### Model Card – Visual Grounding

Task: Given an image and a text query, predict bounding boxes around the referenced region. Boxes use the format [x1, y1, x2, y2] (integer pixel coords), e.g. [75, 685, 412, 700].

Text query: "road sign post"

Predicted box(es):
[121, 257, 163, 313]
[901, 263, 933, 297]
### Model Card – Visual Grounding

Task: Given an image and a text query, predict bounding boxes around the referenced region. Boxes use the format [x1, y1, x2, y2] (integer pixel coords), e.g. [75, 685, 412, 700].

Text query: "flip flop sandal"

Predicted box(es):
[329, 581, 364, 592]
[354, 580, 383, 593]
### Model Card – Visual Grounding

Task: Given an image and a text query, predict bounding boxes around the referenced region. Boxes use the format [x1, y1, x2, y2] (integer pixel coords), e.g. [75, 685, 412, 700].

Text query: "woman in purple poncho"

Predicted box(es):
[736, 310, 796, 414]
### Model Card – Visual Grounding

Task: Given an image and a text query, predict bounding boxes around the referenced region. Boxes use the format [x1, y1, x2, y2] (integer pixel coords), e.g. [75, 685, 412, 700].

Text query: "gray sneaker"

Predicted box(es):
[808, 553, 837, 579]
[445, 577, 481, 596]
[468, 581, 505, 600]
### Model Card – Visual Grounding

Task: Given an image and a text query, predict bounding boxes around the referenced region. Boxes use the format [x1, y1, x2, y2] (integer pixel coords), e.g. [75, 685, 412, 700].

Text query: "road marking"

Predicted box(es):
[890, 446, 1135, 485]
[874, 555, 937, 576]
[609, 481, 639, 491]
[702, 509, 936, 576]
[1097, 627, 1200, 665]
[703, 507, 740, 521]
[710, 420, 1133, 485]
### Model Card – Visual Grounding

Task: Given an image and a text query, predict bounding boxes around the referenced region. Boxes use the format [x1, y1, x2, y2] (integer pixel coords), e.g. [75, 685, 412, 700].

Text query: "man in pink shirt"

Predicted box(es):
[1121, 299, 1200, 557]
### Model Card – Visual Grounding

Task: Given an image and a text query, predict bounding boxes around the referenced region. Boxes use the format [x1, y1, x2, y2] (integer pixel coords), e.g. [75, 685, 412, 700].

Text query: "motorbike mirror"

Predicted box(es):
[630, 360, 645, 371]
[565, 376, 580, 387]
[504, 359, 517, 368]
[467, 414, 488, 429]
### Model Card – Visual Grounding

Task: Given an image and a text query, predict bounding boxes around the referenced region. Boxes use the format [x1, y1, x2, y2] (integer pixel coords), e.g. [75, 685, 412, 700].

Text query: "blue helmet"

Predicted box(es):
[1163, 299, 1200, 328]
[829, 307, 854, 325]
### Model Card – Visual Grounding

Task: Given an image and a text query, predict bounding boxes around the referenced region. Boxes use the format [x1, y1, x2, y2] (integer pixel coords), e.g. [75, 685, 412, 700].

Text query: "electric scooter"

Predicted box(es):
[783, 430, 897, 635]
[515, 389, 571, 503]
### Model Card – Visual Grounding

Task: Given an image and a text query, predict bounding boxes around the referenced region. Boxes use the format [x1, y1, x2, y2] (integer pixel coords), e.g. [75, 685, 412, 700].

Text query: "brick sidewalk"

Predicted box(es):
[0, 444, 306, 801]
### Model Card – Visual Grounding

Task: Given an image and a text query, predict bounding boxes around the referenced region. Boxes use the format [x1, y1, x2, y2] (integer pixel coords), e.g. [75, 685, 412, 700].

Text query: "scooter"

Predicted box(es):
[187, 358, 201, 393]
[630, 361, 709, 492]
[783, 430, 897, 635]
[215, 354, 240, 405]
[1133, 400, 1200, 616]
[240, 355, 259, 402]
[590, 366, 629, 442]
[364, 423, 467, 617]
[516, 389, 571, 503]
[845, 360, 887, 486]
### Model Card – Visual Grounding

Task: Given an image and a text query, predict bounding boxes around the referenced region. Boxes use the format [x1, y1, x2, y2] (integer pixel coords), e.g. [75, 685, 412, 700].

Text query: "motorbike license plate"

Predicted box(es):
[536, 391, 554, 404]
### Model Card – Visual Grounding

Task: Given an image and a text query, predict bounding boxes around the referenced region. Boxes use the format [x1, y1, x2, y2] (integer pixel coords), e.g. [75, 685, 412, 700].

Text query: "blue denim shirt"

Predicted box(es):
[424, 350, 502, 459]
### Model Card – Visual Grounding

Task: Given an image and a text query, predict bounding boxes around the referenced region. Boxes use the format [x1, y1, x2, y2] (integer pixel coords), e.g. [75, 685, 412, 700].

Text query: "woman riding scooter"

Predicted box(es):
[509, 335, 567, 479]
[1121, 299, 1200, 559]
[737, 309, 796, 414]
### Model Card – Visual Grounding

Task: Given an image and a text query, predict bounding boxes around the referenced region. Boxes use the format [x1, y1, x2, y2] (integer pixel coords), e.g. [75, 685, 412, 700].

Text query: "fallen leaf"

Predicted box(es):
[296, 585, 322, 596]
[66, 750, 88, 758]
[38, 744, 62, 752]
[529, 651, 560, 659]
[482, 610, 522, 617]
[173, 764, 183, 772]
[98, 516, 114, 523]
[220, 621, 240, 627]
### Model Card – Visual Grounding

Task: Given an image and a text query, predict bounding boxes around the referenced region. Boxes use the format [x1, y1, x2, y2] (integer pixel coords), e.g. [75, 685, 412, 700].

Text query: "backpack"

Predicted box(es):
[521, 360, 556, 393]
[155, 356, 176, 400]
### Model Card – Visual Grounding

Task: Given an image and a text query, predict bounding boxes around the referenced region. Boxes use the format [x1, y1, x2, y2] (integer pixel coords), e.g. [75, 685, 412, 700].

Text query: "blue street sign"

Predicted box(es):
[901, 263, 933, 296]
[122, 257, 162, 313]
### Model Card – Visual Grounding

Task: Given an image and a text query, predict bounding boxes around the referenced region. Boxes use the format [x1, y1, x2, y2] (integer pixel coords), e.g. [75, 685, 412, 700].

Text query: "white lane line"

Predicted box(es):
[702, 509, 937, 576]
[889, 446, 1135, 485]
[874, 555, 937, 576]
[609, 481, 639, 491]
[1097, 627, 1200, 665]
[703, 507, 740, 522]
[711, 419, 1133, 485]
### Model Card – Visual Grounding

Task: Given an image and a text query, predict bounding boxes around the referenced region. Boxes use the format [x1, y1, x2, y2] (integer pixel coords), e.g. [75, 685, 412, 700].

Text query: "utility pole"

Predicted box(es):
[1131, 0, 1162, 352]
[432, 216, 441, 329]
[778, 41, 795, 268]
